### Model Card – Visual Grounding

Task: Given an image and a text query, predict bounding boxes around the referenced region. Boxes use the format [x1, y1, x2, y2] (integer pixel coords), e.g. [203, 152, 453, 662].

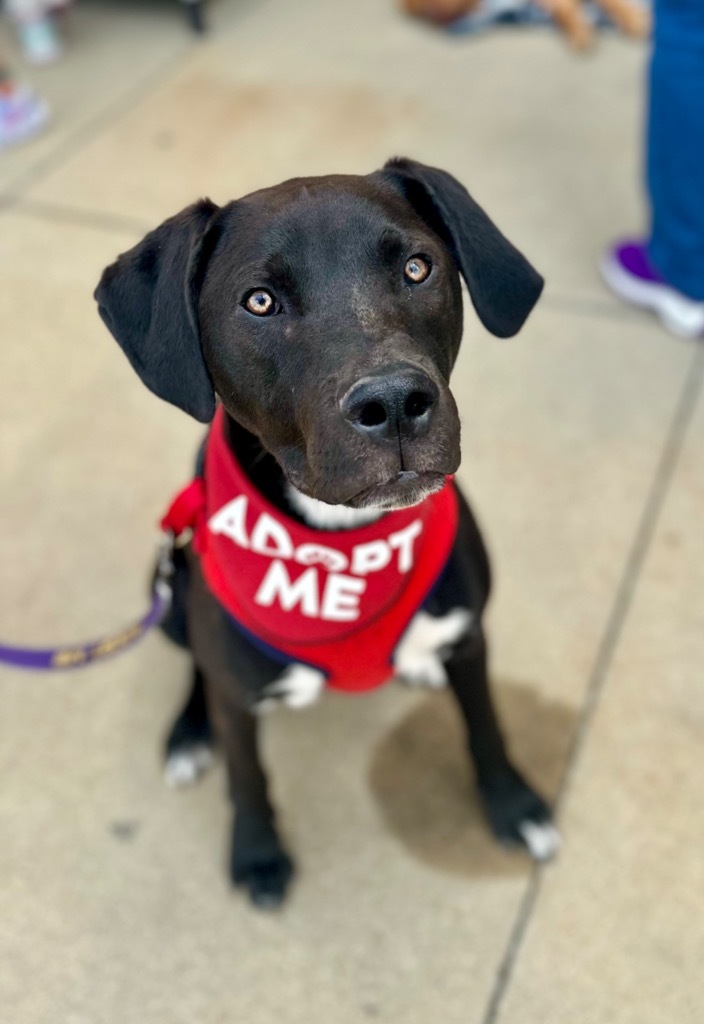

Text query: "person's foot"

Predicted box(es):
[601, 241, 704, 339]
[0, 82, 49, 150]
[17, 16, 63, 65]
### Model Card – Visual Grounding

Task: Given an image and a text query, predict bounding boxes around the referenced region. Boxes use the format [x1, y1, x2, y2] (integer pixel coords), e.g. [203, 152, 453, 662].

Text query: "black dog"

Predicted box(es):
[95, 158, 559, 908]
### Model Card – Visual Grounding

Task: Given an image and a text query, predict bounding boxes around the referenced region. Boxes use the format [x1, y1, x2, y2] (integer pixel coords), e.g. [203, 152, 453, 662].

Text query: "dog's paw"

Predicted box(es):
[232, 853, 295, 910]
[230, 811, 295, 909]
[516, 818, 561, 861]
[479, 767, 560, 863]
[164, 742, 215, 788]
[164, 690, 215, 787]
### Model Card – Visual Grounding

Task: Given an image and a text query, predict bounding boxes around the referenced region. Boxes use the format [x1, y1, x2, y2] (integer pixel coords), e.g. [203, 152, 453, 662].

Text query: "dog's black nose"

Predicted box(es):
[340, 367, 438, 442]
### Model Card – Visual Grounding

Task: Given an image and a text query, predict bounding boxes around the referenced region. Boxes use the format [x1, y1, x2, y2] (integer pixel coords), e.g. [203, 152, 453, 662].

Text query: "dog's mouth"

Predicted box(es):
[345, 471, 448, 511]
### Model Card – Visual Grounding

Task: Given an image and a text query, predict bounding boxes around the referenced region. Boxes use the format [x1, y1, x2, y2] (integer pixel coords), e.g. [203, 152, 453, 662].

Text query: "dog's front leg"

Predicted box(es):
[445, 631, 560, 862]
[187, 556, 294, 908]
[205, 680, 294, 908]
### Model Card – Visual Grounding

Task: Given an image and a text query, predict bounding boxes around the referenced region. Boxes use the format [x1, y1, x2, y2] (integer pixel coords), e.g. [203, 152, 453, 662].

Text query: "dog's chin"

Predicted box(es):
[345, 471, 448, 511]
[285, 471, 448, 530]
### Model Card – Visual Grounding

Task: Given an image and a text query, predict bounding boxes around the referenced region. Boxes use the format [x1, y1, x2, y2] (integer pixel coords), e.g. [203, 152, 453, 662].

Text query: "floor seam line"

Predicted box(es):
[555, 343, 704, 810]
[5, 198, 152, 237]
[0, 39, 193, 200]
[0, 0, 276, 205]
[480, 343, 704, 1024]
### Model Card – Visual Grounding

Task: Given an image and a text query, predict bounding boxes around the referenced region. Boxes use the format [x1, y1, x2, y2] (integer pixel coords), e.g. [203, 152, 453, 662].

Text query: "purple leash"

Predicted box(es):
[0, 534, 174, 672]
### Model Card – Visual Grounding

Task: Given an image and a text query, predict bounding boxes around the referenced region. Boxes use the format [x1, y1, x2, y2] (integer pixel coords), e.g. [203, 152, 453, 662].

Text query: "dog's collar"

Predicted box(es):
[160, 407, 460, 694]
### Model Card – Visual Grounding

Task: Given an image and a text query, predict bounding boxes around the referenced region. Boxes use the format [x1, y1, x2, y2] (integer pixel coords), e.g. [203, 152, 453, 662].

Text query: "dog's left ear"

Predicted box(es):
[379, 157, 544, 338]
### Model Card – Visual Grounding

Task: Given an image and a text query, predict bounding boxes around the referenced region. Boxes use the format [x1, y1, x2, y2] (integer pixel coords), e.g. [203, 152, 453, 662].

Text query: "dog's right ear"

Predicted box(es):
[94, 199, 220, 423]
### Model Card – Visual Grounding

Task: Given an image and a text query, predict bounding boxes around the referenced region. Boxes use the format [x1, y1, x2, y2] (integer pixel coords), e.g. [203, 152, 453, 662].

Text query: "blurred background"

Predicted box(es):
[1, 1, 702, 1022]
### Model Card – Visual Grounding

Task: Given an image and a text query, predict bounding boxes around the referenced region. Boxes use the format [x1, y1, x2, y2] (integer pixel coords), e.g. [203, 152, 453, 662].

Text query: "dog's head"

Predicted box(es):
[95, 158, 542, 510]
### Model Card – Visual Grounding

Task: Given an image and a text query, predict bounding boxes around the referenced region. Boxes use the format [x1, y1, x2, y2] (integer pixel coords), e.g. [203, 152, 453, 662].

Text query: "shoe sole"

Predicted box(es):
[600, 251, 704, 339]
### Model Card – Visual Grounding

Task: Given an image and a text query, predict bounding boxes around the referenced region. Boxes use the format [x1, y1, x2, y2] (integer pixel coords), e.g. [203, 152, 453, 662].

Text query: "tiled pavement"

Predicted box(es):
[1, 2, 702, 1022]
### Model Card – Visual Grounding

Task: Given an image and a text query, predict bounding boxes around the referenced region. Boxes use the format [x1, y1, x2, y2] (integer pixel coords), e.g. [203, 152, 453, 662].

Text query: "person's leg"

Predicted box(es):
[601, 0, 704, 336]
[647, 0, 704, 301]
[5, 0, 63, 64]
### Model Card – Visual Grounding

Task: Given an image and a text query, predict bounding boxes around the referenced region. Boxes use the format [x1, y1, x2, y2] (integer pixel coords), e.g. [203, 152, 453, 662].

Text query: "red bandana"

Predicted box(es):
[163, 407, 458, 693]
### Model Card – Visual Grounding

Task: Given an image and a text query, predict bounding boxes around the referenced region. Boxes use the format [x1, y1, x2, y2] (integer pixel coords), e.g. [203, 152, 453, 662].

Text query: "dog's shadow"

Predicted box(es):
[368, 682, 575, 878]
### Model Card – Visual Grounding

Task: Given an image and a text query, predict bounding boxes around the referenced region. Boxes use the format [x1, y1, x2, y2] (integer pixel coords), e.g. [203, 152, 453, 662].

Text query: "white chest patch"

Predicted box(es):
[393, 609, 473, 688]
[285, 485, 382, 530]
[253, 611, 472, 711]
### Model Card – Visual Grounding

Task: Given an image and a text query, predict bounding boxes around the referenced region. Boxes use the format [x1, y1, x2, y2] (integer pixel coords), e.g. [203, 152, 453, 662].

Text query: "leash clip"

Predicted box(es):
[157, 529, 176, 578]
[154, 530, 176, 603]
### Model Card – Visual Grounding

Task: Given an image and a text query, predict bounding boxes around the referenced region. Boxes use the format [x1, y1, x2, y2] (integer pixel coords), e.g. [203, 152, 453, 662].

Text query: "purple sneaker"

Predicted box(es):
[0, 84, 49, 150]
[600, 241, 704, 339]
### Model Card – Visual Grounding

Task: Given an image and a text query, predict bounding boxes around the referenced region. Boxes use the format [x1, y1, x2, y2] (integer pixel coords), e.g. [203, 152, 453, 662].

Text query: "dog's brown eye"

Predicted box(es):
[244, 289, 275, 316]
[404, 256, 431, 284]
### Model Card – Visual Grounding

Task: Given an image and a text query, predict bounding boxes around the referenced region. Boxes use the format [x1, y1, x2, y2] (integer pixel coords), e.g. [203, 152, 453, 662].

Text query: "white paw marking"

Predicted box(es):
[164, 744, 215, 788]
[519, 820, 561, 862]
[257, 663, 326, 712]
[393, 609, 473, 688]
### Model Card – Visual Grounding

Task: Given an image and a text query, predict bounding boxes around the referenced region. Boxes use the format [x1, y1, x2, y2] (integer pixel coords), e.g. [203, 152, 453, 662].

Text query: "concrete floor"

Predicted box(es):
[1, 1, 702, 1022]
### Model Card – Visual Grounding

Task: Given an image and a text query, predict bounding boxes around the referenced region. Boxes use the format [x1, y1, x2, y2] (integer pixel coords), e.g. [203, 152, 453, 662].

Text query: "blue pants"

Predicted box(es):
[647, 0, 704, 300]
